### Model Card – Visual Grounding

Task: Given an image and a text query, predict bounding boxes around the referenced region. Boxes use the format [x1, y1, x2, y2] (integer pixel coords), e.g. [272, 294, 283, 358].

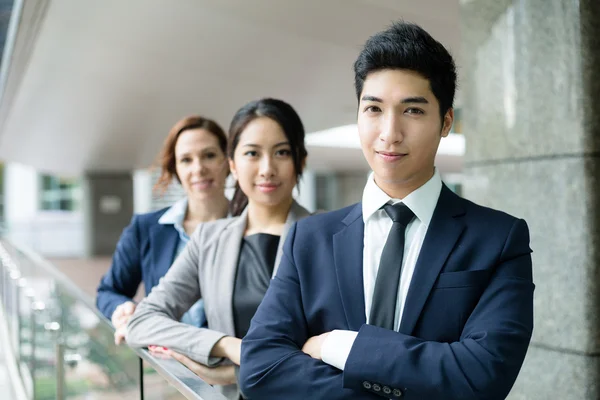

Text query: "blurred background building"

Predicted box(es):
[0, 0, 598, 399]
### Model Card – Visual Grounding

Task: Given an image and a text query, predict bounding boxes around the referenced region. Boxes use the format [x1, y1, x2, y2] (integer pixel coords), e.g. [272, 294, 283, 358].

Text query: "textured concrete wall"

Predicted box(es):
[461, 0, 600, 398]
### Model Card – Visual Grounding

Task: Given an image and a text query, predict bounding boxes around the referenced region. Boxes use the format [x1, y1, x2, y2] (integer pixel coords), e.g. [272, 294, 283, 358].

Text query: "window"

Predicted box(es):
[39, 175, 81, 211]
[149, 169, 185, 211]
[451, 108, 462, 134]
[315, 174, 338, 212]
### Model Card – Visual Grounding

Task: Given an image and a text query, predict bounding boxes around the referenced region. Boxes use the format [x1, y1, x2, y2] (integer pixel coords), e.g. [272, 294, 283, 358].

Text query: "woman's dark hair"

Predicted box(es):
[154, 116, 227, 194]
[228, 98, 307, 216]
[354, 21, 457, 120]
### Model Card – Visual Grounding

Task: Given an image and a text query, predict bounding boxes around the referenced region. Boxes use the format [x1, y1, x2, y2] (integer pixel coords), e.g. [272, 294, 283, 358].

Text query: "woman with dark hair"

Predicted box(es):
[96, 116, 230, 345]
[126, 98, 310, 399]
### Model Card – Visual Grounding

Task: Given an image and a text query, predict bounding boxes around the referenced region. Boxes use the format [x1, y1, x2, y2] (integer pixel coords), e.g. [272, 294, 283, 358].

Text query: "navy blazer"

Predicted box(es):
[240, 186, 534, 400]
[96, 207, 182, 321]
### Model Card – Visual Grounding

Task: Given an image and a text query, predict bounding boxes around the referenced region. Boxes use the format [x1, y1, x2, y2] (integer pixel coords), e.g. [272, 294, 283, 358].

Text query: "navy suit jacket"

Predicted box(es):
[96, 207, 181, 320]
[240, 186, 534, 400]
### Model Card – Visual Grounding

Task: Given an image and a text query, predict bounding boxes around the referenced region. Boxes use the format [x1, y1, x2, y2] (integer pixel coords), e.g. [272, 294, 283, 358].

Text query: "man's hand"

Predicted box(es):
[169, 350, 236, 386]
[111, 301, 136, 345]
[210, 336, 242, 365]
[301, 332, 330, 360]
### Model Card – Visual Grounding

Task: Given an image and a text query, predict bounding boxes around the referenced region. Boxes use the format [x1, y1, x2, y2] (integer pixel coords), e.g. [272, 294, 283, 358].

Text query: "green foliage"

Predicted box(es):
[34, 376, 89, 400]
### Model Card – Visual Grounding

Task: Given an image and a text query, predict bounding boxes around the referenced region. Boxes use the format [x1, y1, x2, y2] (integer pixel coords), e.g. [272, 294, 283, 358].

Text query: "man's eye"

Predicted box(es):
[364, 105, 382, 113]
[406, 108, 424, 115]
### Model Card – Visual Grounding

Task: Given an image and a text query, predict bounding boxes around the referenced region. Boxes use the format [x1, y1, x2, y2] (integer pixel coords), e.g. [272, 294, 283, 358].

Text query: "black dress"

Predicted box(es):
[232, 233, 280, 338]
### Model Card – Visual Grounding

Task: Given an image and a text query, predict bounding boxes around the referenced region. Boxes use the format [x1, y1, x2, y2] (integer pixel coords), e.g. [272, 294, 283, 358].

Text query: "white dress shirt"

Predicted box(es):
[321, 169, 442, 371]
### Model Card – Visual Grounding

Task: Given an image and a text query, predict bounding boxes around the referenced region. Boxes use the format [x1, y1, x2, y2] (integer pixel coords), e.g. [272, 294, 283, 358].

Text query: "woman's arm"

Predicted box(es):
[126, 224, 228, 366]
[211, 336, 242, 365]
[96, 215, 143, 321]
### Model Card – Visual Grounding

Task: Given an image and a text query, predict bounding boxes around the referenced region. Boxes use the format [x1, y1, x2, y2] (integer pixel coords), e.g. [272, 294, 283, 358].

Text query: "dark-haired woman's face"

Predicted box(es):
[175, 128, 228, 202]
[229, 117, 297, 209]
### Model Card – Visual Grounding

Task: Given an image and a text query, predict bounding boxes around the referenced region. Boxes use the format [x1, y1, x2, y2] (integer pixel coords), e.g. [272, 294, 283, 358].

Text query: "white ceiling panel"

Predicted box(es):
[0, 0, 460, 175]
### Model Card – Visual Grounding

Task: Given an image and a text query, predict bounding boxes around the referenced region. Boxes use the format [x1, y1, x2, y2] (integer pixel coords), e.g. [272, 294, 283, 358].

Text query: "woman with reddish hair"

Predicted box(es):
[96, 115, 230, 344]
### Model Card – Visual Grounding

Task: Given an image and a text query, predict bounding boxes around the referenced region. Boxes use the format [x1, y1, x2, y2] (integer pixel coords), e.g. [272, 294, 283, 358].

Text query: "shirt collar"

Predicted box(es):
[362, 169, 442, 227]
[158, 197, 189, 241]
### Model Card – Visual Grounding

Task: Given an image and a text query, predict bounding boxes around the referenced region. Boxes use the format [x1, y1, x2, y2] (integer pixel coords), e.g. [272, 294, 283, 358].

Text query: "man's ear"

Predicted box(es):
[441, 108, 454, 137]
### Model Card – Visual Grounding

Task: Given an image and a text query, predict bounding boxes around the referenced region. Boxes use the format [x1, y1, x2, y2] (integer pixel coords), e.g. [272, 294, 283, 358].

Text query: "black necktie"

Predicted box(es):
[369, 203, 415, 330]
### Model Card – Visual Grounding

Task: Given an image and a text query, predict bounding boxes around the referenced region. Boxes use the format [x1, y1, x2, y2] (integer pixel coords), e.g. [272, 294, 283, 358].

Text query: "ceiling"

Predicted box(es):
[0, 0, 460, 175]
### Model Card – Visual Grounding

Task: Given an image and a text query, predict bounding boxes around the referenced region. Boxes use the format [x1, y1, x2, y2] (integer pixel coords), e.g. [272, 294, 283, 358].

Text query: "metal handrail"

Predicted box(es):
[139, 351, 231, 400]
[0, 285, 28, 400]
[0, 238, 228, 400]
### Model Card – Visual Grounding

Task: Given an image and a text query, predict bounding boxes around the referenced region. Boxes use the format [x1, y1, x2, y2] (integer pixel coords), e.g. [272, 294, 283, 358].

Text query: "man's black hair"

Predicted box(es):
[354, 21, 457, 119]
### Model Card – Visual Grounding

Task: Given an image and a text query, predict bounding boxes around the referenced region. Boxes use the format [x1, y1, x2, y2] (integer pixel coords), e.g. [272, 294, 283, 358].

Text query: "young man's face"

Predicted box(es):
[357, 69, 453, 197]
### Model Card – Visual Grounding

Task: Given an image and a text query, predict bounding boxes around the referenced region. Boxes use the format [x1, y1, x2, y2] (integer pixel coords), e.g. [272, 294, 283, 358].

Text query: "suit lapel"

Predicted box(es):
[333, 204, 366, 331]
[273, 200, 311, 276]
[149, 224, 179, 288]
[211, 202, 309, 334]
[213, 212, 247, 336]
[399, 186, 466, 335]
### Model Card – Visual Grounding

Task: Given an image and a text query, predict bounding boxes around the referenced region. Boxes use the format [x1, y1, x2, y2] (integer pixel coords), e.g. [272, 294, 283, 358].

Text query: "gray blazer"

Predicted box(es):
[126, 200, 310, 399]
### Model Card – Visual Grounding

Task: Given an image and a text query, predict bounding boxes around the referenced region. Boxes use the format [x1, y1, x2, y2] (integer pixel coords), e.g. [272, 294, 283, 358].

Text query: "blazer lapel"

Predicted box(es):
[273, 200, 311, 276]
[212, 211, 247, 336]
[150, 224, 179, 288]
[333, 204, 366, 331]
[399, 186, 466, 335]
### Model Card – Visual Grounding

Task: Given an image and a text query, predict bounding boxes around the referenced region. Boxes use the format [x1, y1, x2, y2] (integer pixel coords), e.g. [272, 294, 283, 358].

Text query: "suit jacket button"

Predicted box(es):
[393, 388, 403, 397]
[372, 384, 381, 392]
[362, 381, 372, 390]
[383, 386, 392, 394]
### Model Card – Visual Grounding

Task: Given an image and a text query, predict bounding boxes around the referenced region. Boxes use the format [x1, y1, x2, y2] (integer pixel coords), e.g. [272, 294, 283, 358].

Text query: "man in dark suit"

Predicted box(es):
[239, 21, 534, 400]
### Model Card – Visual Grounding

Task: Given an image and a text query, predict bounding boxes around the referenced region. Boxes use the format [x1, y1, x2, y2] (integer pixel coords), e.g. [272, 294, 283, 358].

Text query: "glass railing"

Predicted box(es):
[0, 237, 228, 400]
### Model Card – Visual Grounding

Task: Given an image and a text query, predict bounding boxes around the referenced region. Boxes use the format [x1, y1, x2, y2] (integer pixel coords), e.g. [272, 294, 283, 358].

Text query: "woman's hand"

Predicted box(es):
[148, 345, 170, 356]
[169, 350, 236, 386]
[111, 301, 136, 345]
[210, 336, 242, 365]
